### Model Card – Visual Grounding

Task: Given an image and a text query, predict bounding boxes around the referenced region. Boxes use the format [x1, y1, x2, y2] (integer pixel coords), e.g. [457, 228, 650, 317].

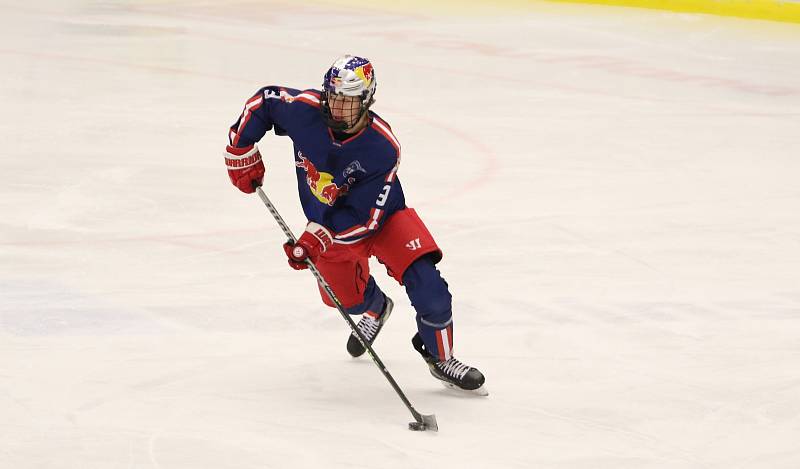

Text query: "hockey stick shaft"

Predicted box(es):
[254, 186, 436, 430]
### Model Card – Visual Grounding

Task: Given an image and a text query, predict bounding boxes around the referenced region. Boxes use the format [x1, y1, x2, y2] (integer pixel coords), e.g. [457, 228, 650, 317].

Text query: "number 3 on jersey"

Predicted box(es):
[376, 184, 391, 207]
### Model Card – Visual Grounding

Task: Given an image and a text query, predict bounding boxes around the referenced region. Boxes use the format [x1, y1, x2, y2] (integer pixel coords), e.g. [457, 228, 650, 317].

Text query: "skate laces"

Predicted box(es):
[356, 314, 381, 341]
[437, 357, 470, 380]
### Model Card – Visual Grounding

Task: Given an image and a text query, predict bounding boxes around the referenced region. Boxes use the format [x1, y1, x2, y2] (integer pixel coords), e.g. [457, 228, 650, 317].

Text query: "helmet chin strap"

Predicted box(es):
[321, 94, 372, 132]
[342, 110, 369, 133]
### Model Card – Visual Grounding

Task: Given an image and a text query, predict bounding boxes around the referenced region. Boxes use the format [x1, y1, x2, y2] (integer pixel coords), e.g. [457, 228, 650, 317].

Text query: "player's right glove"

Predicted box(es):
[282, 222, 334, 270]
[224, 144, 264, 194]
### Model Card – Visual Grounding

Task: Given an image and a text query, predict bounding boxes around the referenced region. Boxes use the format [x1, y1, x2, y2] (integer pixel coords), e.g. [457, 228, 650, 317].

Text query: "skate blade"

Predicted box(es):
[441, 381, 489, 397]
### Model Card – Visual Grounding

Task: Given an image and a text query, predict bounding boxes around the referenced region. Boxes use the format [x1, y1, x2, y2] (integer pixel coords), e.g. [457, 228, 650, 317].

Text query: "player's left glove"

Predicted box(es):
[283, 222, 334, 270]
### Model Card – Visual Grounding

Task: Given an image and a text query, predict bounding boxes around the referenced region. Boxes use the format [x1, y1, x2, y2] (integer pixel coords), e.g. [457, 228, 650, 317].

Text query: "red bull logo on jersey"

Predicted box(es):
[295, 151, 349, 206]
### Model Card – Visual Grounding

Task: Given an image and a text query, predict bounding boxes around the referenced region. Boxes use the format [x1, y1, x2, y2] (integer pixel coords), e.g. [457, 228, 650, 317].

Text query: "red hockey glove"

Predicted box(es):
[224, 144, 264, 193]
[283, 222, 334, 270]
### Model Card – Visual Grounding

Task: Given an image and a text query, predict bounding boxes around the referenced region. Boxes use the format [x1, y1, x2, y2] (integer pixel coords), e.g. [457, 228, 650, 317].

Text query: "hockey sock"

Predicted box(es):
[403, 257, 454, 361]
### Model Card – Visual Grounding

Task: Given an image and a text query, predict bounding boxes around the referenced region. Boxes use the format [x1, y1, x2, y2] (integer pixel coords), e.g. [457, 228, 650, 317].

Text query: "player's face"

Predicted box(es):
[328, 94, 362, 129]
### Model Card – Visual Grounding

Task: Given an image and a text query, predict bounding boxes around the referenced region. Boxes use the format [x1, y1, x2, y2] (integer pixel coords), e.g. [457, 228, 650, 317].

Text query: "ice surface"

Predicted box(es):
[2, 1, 800, 468]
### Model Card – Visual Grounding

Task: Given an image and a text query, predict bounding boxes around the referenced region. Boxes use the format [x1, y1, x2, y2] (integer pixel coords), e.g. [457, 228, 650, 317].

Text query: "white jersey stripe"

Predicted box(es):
[232, 96, 264, 146]
[384, 162, 399, 183]
[372, 118, 401, 151]
[367, 208, 382, 230]
[333, 237, 367, 245]
[336, 206, 385, 239]
[336, 226, 368, 239]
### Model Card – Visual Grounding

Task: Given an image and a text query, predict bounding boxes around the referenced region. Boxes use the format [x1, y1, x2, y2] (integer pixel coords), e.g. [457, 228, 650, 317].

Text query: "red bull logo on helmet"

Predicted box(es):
[295, 151, 349, 206]
[355, 62, 373, 86]
[325, 55, 376, 97]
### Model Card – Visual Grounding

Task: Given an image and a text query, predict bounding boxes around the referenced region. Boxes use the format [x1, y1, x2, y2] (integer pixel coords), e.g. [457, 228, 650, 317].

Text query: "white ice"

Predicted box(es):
[2, 1, 800, 468]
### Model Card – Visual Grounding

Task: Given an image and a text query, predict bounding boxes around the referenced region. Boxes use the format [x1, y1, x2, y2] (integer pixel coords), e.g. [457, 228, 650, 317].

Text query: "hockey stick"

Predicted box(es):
[253, 185, 438, 432]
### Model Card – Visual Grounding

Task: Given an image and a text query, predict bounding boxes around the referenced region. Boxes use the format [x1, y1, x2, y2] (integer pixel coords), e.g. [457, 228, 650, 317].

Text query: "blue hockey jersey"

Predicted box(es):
[229, 86, 405, 244]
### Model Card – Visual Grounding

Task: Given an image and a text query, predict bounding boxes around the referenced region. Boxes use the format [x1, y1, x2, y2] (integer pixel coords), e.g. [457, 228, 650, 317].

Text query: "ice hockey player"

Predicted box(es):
[224, 54, 486, 395]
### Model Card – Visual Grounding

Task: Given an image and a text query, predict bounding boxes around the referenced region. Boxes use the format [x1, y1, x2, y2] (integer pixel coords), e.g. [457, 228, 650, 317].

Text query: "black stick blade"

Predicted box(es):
[408, 413, 438, 432]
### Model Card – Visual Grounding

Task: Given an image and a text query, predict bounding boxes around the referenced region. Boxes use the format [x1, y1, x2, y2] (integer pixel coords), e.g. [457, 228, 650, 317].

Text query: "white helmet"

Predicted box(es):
[320, 55, 377, 130]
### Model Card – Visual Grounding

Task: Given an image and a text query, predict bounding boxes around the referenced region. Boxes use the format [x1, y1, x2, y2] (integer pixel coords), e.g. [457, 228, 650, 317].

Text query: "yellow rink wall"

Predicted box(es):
[547, 0, 800, 24]
[319, 0, 800, 24]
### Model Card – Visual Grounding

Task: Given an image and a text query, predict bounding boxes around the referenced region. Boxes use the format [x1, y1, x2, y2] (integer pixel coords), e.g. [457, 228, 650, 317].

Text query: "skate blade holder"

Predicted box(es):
[408, 413, 438, 432]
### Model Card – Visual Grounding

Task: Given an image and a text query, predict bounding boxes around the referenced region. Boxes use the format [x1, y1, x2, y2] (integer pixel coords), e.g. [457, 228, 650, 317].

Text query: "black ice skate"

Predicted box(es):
[412, 333, 488, 396]
[347, 296, 394, 357]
